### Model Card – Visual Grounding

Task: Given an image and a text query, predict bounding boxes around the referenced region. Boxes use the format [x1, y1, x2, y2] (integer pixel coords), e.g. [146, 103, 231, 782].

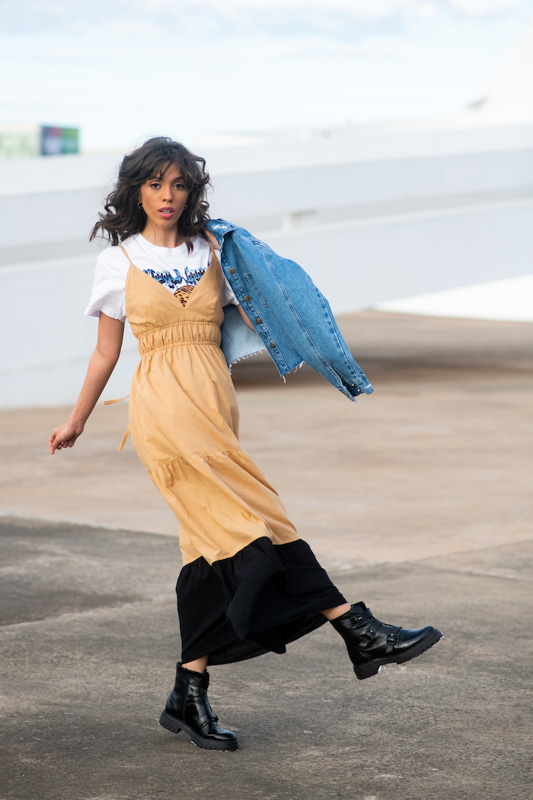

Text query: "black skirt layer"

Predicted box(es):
[177, 537, 346, 665]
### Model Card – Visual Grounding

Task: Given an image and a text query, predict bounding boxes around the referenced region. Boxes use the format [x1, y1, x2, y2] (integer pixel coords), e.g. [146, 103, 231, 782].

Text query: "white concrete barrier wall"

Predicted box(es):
[0, 256, 139, 408]
[1, 148, 533, 248]
[2, 196, 531, 408]
[268, 197, 533, 313]
[1, 125, 532, 408]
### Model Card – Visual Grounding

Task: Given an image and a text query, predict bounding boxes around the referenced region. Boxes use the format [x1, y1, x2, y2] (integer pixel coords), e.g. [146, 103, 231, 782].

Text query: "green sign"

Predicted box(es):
[41, 126, 80, 156]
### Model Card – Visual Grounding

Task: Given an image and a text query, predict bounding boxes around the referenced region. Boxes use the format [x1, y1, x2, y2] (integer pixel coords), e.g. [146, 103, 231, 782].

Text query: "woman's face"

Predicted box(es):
[138, 162, 189, 240]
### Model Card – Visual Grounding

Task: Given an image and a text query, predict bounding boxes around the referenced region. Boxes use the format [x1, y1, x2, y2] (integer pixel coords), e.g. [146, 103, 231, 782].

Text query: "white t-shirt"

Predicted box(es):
[84, 233, 238, 323]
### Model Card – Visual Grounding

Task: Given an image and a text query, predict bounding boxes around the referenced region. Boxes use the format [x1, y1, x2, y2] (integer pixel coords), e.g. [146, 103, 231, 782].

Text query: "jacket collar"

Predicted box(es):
[205, 219, 239, 245]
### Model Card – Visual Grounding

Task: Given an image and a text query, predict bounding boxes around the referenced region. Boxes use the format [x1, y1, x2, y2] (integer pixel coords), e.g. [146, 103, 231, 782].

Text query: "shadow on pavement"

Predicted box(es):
[1, 516, 531, 800]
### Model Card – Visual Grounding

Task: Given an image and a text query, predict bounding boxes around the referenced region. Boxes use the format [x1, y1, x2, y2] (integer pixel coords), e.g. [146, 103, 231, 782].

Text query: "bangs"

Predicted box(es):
[139, 155, 192, 189]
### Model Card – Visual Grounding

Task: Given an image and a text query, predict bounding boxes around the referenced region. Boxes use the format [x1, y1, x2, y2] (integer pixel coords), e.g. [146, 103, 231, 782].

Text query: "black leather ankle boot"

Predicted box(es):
[159, 664, 238, 750]
[330, 602, 442, 680]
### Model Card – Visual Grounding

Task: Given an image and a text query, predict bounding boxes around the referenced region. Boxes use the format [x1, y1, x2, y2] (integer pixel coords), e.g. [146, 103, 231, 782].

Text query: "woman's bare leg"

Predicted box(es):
[182, 655, 209, 672]
[182, 609, 353, 671]
[321, 603, 351, 621]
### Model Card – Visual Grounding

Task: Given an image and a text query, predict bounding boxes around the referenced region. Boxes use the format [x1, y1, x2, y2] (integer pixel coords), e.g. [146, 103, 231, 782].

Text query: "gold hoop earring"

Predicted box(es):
[137, 201, 143, 209]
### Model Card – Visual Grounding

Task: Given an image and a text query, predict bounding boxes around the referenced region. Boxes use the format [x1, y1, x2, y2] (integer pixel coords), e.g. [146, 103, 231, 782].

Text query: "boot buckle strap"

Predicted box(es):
[386, 627, 401, 647]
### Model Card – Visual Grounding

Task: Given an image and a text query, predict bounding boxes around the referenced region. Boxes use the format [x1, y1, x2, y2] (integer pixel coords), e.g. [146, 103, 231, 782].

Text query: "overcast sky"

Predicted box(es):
[1, 0, 532, 151]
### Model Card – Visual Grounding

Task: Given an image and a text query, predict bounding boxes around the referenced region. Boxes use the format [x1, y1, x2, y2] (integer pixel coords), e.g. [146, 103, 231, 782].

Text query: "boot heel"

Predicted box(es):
[353, 661, 381, 680]
[159, 709, 182, 735]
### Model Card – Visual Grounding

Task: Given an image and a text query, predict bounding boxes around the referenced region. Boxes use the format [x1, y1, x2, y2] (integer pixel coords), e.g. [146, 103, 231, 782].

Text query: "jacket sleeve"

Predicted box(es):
[267, 253, 374, 398]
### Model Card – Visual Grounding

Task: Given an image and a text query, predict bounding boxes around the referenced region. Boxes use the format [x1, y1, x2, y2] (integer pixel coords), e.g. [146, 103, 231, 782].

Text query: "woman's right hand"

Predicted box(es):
[47, 313, 125, 457]
[49, 422, 84, 455]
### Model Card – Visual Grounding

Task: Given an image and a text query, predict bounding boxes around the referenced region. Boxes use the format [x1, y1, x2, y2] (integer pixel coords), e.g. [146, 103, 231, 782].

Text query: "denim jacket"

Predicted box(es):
[205, 219, 373, 402]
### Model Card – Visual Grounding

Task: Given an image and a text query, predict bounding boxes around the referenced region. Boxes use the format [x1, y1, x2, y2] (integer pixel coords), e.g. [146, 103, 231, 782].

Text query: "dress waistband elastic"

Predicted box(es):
[136, 321, 221, 355]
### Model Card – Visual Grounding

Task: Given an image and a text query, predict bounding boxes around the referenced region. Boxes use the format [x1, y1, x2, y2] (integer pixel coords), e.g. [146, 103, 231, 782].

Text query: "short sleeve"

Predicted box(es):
[84, 247, 129, 322]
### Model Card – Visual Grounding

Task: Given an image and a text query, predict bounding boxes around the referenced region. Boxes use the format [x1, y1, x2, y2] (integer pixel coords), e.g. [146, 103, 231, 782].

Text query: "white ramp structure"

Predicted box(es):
[1, 24, 533, 408]
[463, 25, 533, 127]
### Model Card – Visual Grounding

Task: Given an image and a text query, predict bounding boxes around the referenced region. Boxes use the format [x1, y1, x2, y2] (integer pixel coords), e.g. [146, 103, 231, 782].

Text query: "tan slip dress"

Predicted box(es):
[120, 241, 346, 665]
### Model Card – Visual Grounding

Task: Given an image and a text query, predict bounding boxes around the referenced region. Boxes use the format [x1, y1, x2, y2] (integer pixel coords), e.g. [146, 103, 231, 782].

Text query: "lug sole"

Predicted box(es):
[353, 628, 443, 680]
[159, 710, 239, 751]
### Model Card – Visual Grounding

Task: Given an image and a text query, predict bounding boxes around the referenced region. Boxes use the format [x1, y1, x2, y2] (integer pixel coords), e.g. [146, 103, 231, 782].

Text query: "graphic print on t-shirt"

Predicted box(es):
[143, 265, 207, 307]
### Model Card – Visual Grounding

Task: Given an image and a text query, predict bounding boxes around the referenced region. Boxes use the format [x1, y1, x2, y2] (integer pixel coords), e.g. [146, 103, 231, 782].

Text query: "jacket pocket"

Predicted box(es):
[244, 273, 269, 308]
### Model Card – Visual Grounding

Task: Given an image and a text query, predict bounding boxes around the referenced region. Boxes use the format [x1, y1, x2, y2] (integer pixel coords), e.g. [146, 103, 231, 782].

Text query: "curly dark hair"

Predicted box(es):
[90, 137, 211, 252]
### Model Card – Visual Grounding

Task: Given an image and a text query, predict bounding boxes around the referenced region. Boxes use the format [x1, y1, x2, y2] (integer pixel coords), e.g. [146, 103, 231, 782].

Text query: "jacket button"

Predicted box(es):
[243, 295, 250, 302]
[228, 268, 235, 274]
[269, 341, 276, 348]
[255, 317, 262, 324]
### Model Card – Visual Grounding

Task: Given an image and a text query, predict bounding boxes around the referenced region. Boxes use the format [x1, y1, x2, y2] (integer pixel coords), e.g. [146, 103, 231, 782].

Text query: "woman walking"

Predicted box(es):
[49, 137, 441, 751]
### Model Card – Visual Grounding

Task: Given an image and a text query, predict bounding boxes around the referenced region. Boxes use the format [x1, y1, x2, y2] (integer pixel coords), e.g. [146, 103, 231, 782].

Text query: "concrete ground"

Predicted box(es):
[1, 310, 532, 800]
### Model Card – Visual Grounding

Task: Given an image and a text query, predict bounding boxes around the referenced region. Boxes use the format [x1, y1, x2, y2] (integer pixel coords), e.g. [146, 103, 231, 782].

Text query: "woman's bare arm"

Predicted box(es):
[48, 313, 125, 454]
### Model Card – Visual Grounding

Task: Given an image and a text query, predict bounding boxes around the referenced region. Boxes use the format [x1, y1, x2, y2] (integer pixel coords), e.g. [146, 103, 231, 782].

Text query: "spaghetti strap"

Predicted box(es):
[120, 244, 135, 266]
[203, 230, 220, 263]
